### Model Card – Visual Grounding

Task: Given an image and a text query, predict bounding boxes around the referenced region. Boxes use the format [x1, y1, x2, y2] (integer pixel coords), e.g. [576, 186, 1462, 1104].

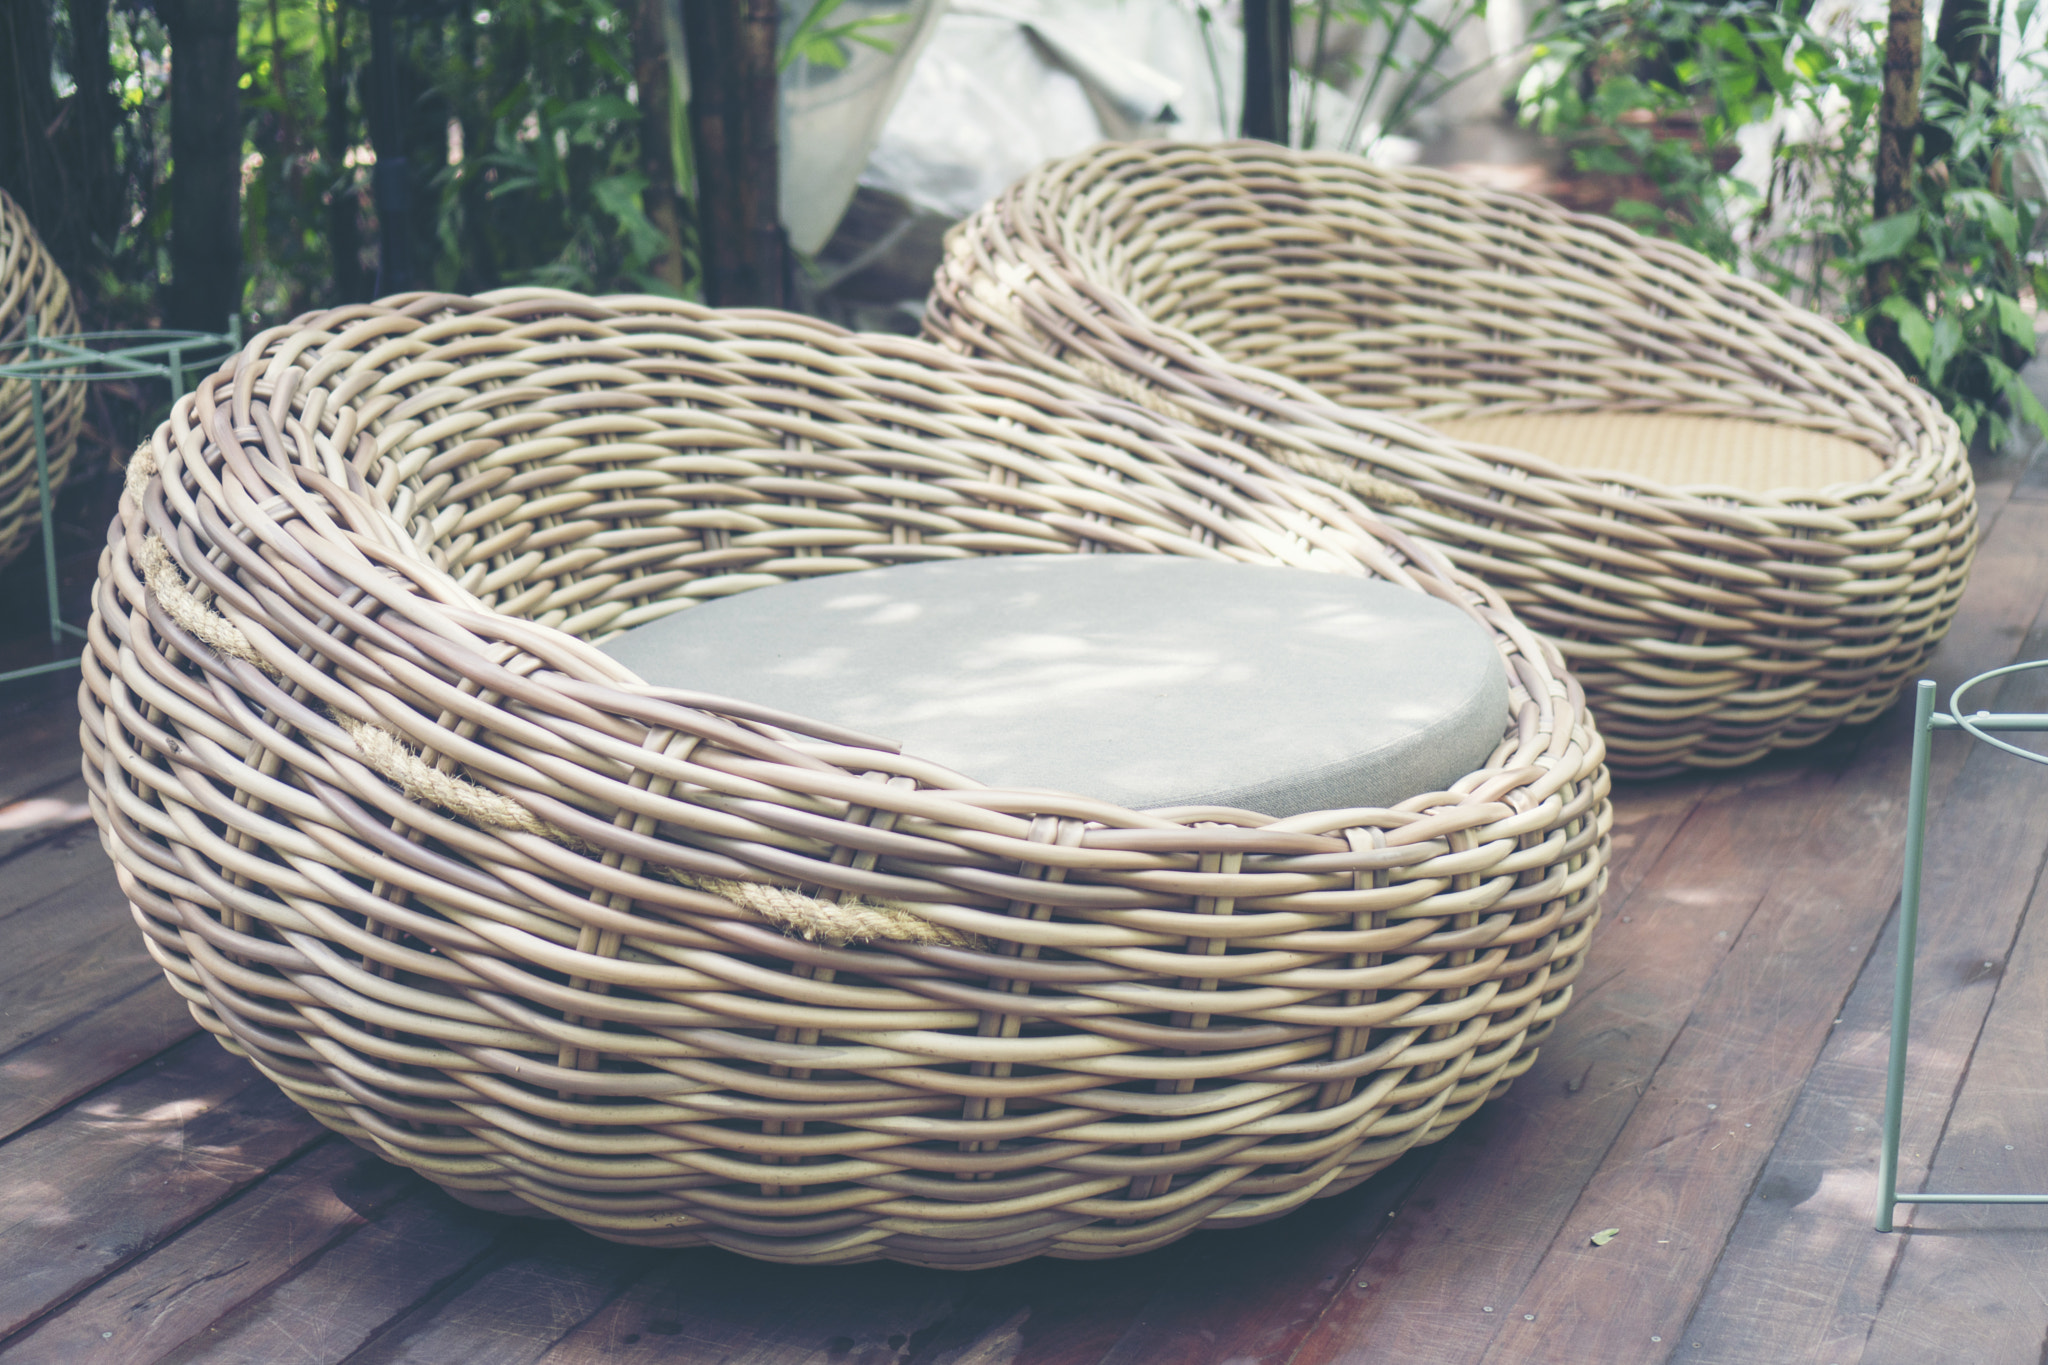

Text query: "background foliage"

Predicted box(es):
[27, 0, 683, 331]
[1517, 0, 2048, 445]
[6, 0, 2045, 441]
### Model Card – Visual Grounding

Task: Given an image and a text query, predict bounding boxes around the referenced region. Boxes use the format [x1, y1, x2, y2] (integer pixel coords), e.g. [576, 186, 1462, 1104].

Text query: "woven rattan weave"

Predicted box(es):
[81, 290, 1608, 1267]
[924, 141, 1978, 777]
[0, 188, 85, 573]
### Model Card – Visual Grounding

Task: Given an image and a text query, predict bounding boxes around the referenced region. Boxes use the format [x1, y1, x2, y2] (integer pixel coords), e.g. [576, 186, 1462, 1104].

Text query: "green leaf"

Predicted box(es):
[1928, 312, 1963, 386]
[1948, 189, 2019, 252]
[1995, 293, 2040, 353]
[1987, 355, 2048, 442]
[1857, 213, 1923, 265]
[1590, 1228, 1621, 1246]
[1876, 296, 1935, 370]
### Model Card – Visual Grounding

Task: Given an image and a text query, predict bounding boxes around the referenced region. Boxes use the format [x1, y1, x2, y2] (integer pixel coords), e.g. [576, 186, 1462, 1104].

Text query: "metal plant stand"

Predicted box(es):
[1877, 665, 2048, 1231]
[0, 323, 237, 684]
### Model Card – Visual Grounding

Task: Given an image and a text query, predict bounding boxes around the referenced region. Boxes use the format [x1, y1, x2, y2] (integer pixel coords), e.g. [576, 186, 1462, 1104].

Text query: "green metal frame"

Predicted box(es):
[0, 322, 237, 685]
[1876, 665, 2048, 1231]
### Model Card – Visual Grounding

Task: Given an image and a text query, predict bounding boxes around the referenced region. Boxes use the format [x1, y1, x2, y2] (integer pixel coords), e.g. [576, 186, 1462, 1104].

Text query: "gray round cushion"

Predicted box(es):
[601, 555, 1510, 817]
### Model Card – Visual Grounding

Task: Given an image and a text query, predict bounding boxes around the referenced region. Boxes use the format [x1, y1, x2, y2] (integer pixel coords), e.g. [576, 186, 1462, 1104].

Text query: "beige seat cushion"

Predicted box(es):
[1430, 412, 1887, 493]
[601, 555, 1510, 817]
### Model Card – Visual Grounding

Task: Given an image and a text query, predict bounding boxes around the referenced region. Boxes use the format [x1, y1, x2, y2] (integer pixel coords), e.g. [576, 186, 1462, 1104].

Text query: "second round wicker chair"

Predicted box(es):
[925, 142, 1978, 777]
[0, 187, 86, 573]
[82, 290, 1607, 1267]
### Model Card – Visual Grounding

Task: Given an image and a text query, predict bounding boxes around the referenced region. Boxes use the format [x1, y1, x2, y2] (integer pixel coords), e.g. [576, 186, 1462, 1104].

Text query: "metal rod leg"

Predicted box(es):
[1877, 679, 1939, 1232]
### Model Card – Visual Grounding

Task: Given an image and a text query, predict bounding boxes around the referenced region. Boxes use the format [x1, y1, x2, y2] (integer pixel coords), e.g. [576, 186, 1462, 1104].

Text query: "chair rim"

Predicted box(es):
[923, 141, 1979, 777]
[79, 288, 1612, 1265]
[932, 139, 1961, 507]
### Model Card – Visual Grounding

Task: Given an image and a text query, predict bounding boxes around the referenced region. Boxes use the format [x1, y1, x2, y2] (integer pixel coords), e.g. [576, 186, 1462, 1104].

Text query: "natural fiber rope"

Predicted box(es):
[138, 523, 972, 948]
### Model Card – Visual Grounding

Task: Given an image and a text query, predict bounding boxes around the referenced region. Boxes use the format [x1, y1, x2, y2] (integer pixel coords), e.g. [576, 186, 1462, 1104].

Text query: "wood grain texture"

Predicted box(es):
[1675, 475, 2048, 1365]
[150, 1185, 502, 1365]
[0, 678, 97, 813]
[0, 975, 197, 1142]
[0, 1033, 325, 1341]
[1858, 803, 2048, 1365]
[337, 1232, 653, 1365]
[0, 1138, 414, 1361]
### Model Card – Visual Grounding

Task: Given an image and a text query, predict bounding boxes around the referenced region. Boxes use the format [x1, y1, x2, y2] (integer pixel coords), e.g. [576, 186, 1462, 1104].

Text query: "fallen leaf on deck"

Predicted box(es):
[1590, 1228, 1620, 1246]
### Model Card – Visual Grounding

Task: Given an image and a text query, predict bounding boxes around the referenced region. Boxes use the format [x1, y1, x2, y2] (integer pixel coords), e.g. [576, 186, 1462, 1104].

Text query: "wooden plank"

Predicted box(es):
[1857, 815, 2048, 1364]
[0, 1032, 327, 1342]
[0, 975, 197, 1142]
[0, 1138, 418, 1362]
[1674, 501, 2048, 1363]
[0, 683, 88, 813]
[0, 867, 164, 1063]
[1455, 492, 2048, 1364]
[1082, 1155, 1430, 1365]
[0, 821, 115, 933]
[335, 1228, 654, 1365]
[1282, 751, 1844, 1365]
[534, 1252, 965, 1365]
[0, 771, 93, 870]
[149, 1185, 504, 1365]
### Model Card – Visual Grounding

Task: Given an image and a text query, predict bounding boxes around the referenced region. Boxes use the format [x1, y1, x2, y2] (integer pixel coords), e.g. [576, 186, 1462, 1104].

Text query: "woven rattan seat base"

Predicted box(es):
[81, 290, 1609, 1267]
[1427, 412, 1886, 495]
[0, 189, 85, 573]
[924, 141, 1977, 778]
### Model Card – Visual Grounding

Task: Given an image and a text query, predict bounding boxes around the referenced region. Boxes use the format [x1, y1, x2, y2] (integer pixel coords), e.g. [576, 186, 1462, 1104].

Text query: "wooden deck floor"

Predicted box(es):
[6, 436, 2048, 1365]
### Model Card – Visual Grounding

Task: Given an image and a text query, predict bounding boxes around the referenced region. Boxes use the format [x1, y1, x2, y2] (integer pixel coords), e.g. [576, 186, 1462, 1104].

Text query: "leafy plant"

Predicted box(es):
[1294, 0, 1500, 153]
[1517, 0, 2048, 446]
[1838, 38, 2048, 447]
[780, 0, 907, 73]
[1516, 0, 1825, 262]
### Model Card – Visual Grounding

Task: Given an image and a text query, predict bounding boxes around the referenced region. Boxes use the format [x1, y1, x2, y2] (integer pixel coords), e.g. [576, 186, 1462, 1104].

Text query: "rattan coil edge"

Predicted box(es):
[924, 141, 1979, 777]
[0, 188, 85, 573]
[82, 289, 1609, 1267]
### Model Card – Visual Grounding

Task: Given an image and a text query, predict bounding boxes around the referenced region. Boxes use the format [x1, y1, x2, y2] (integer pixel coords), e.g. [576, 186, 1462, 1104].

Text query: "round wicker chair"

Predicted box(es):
[81, 290, 1608, 1267]
[925, 141, 1978, 777]
[0, 187, 86, 572]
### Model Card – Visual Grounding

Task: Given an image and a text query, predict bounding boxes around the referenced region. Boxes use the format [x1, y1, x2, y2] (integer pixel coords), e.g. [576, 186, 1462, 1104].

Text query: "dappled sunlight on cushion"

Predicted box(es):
[603, 554, 1511, 816]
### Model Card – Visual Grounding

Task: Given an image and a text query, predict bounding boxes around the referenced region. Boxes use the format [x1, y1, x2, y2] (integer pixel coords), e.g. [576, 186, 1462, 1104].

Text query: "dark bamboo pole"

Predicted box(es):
[1241, 0, 1292, 144]
[682, 0, 784, 307]
[67, 0, 120, 273]
[161, 0, 242, 332]
[740, 0, 783, 307]
[633, 0, 688, 292]
[323, 0, 367, 302]
[0, 0, 63, 235]
[1866, 0, 1923, 364]
[365, 0, 412, 296]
